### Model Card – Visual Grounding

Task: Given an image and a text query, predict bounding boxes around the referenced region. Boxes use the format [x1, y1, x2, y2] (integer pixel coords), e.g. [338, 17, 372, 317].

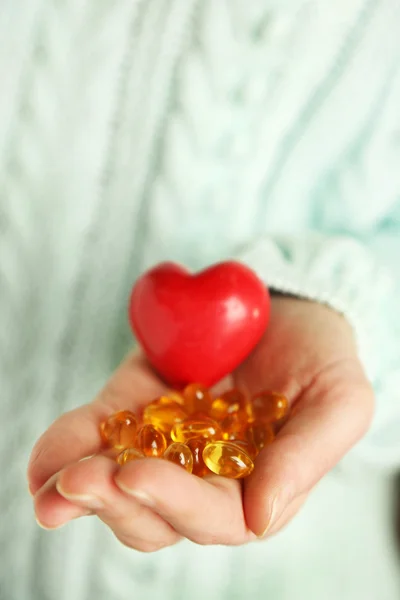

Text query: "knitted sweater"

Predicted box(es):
[1, 1, 400, 599]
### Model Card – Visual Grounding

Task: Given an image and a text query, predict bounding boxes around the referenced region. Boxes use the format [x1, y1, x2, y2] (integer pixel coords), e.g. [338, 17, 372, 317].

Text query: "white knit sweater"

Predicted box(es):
[1, 1, 400, 599]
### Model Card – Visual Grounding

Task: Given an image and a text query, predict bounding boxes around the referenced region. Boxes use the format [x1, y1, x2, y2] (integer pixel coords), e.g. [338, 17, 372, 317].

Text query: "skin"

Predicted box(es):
[27, 296, 375, 551]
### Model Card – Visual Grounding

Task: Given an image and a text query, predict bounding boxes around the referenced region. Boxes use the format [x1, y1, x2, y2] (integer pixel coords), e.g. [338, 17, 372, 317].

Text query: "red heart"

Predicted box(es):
[128, 261, 270, 387]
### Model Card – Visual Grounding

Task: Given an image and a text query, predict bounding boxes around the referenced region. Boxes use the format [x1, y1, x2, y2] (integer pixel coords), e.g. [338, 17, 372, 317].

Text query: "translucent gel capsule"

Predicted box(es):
[247, 422, 275, 451]
[117, 448, 145, 465]
[163, 443, 193, 473]
[251, 391, 289, 423]
[230, 438, 258, 460]
[186, 438, 209, 477]
[171, 417, 222, 444]
[136, 424, 167, 457]
[183, 383, 213, 414]
[202, 441, 254, 479]
[143, 396, 188, 434]
[190, 410, 211, 421]
[221, 413, 248, 441]
[100, 410, 138, 451]
[209, 389, 247, 421]
[167, 390, 186, 405]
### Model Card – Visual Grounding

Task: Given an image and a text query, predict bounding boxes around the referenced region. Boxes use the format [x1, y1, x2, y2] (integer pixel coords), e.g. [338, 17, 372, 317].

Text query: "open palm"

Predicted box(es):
[28, 296, 374, 550]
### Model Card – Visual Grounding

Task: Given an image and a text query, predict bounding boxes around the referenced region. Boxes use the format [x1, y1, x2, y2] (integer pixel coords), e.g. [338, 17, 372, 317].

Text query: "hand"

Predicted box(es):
[28, 296, 374, 551]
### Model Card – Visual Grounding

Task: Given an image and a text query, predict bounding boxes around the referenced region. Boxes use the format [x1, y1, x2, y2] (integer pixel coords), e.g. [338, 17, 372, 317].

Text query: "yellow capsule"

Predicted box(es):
[171, 417, 222, 443]
[100, 410, 138, 451]
[143, 396, 188, 434]
[247, 422, 275, 451]
[167, 390, 186, 405]
[136, 424, 167, 457]
[221, 413, 248, 441]
[183, 383, 213, 413]
[251, 391, 289, 423]
[202, 441, 254, 479]
[209, 398, 228, 421]
[190, 410, 211, 421]
[186, 438, 210, 477]
[229, 439, 258, 460]
[209, 389, 247, 421]
[116, 448, 145, 465]
[163, 442, 193, 473]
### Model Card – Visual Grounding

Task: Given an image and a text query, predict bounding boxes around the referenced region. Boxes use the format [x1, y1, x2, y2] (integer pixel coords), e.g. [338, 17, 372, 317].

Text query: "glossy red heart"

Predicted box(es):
[128, 261, 270, 387]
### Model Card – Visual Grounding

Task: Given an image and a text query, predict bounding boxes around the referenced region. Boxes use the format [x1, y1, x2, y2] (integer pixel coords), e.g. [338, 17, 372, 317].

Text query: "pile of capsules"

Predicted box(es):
[100, 384, 289, 480]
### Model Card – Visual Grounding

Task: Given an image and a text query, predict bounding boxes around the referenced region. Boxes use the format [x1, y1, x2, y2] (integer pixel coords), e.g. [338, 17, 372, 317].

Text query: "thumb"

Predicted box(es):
[243, 359, 374, 537]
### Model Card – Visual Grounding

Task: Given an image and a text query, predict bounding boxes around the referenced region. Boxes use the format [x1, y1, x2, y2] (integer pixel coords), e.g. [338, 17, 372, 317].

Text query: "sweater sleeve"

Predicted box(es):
[236, 228, 400, 469]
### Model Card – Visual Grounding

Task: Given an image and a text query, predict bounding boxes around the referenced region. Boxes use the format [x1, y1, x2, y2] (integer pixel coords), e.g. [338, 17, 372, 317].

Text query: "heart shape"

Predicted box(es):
[129, 261, 270, 387]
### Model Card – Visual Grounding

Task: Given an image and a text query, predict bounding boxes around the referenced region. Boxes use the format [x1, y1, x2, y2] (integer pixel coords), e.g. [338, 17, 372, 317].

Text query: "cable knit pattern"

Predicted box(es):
[1, 1, 400, 599]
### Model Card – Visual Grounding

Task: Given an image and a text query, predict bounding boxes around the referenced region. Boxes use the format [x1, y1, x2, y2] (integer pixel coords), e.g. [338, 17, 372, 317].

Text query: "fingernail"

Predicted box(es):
[257, 486, 293, 539]
[56, 482, 105, 511]
[79, 454, 96, 462]
[65, 494, 104, 511]
[257, 494, 280, 538]
[36, 516, 67, 530]
[115, 480, 155, 508]
[36, 510, 92, 531]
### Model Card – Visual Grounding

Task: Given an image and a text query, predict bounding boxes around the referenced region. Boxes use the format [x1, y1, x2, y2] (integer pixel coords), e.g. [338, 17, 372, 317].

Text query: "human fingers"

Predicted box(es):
[260, 492, 308, 538]
[28, 351, 167, 495]
[35, 455, 180, 552]
[33, 473, 92, 529]
[244, 359, 374, 536]
[114, 457, 254, 545]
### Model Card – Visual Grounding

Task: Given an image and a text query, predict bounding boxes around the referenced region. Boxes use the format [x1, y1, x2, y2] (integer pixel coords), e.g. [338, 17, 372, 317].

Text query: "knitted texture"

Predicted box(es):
[0, 1, 400, 599]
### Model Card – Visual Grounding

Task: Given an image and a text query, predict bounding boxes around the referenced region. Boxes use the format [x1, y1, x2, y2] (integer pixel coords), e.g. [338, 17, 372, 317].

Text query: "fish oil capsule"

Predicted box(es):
[209, 389, 247, 421]
[229, 438, 258, 460]
[190, 410, 211, 421]
[186, 438, 209, 477]
[183, 383, 213, 414]
[251, 391, 289, 423]
[247, 422, 275, 451]
[100, 410, 138, 451]
[171, 417, 222, 444]
[167, 390, 186, 405]
[143, 396, 188, 434]
[163, 442, 193, 473]
[136, 424, 167, 457]
[202, 441, 254, 479]
[221, 412, 248, 441]
[117, 448, 145, 465]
